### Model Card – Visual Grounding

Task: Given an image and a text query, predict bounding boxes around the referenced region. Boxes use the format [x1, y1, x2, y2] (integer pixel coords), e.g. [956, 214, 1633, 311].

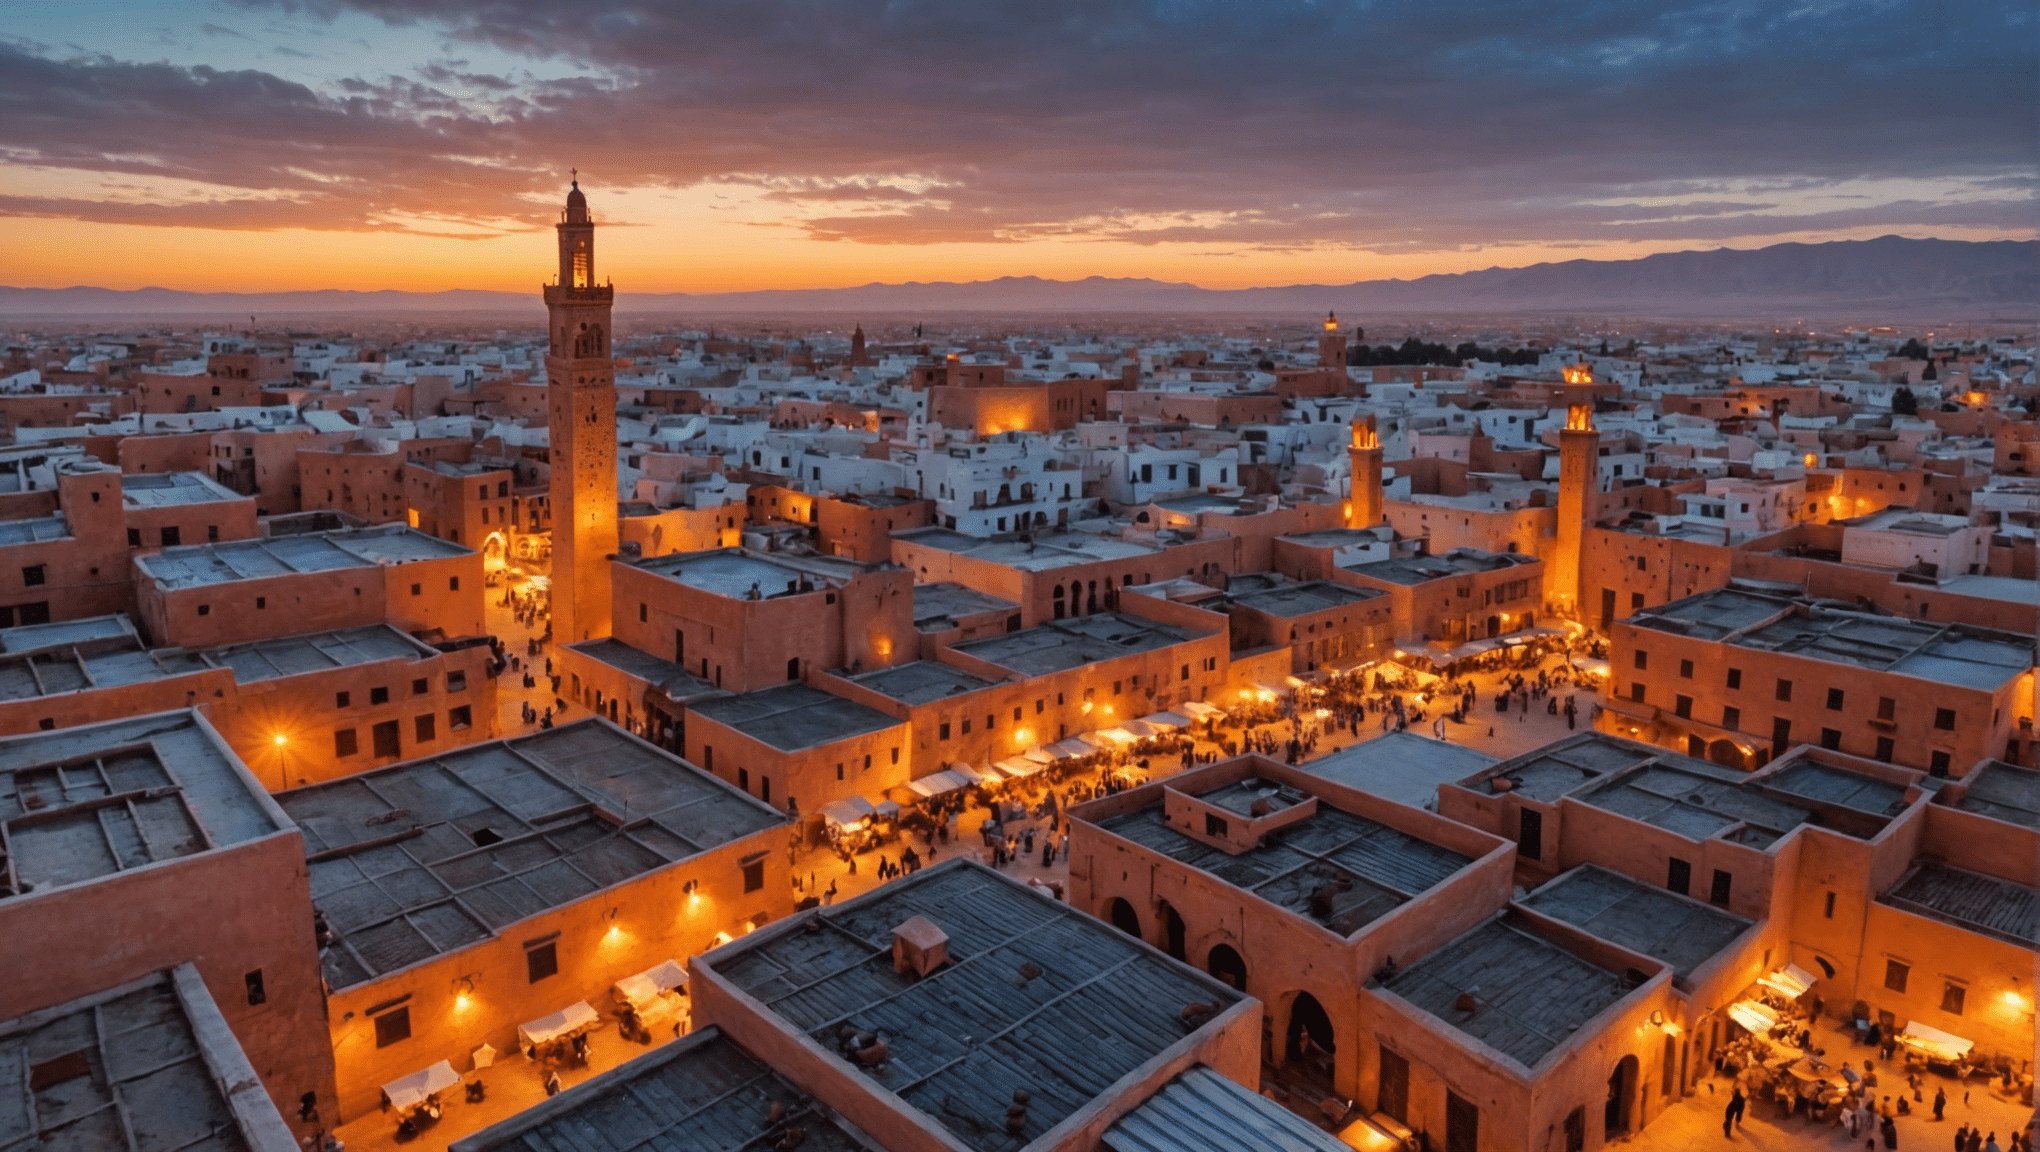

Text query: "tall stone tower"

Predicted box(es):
[1347, 413, 1383, 529]
[1318, 311, 1347, 369]
[848, 323, 869, 367]
[1552, 364, 1598, 620]
[543, 178, 618, 646]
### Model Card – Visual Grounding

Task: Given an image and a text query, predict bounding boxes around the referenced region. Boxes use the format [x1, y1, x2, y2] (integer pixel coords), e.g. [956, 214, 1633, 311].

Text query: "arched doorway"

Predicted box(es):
[1105, 898, 1141, 941]
[1285, 992, 1335, 1071]
[1158, 901, 1187, 962]
[1707, 739, 1747, 771]
[481, 531, 507, 568]
[1486, 614, 1500, 637]
[1207, 944, 1247, 993]
[1605, 1054, 1639, 1137]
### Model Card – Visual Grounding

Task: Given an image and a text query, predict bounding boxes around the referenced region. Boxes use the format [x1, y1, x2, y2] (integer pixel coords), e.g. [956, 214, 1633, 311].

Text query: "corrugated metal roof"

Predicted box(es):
[1105, 1066, 1350, 1152]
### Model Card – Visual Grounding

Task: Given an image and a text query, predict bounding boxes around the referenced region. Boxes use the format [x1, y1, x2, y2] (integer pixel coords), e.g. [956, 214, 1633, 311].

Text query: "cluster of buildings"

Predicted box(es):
[0, 183, 2030, 1149]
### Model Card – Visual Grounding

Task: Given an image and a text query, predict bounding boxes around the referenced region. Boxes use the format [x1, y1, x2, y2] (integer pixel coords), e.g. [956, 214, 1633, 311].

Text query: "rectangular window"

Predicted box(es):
[1824, 891, 1836, 919]
[1826, 687, 1845, 711]
[410, 582, 421, 596]
[1874, 736, 1894, 763]
[1726, 668, 1742, 690]
[1674, 695, 1693, 719]
[334, 728, 358, 757]
[1632, 649, 1648, 670]
[1884, 959, 1909, 993]
[1775, 678, 1793, 702]
[20, 565, 43, 587]
[1445, 1091, 1478, 1152]
[371, 720, 400, 758]
[373, 1006, 411, 1048]
[1772, 716, 1791, 752]
[738, 767, 749, 792]
[446, 671, 466, 692]
[449, 704, 473, 731]
[939, 722, 951, 741]
[1933, 708, 1955, 730]
[127, 528, 141, 547]
[1678, 658, 1693, 679]
[1667, 857, 1691, 896]
[1940, 981, 1965, 1015]
[337, 690, 352, 709]
[244, 969, 265, 1006]
[1377, 1047, 1409, 1124]
[1928, 750, 1950, 776]
[1709, 869, 1732, 907]
[160, 526, 180, 547]
[411, 677, 428, 696]
[1204, 812, 1228, 838]
[1629, 682, 1646, 703]
[1722, 706, 1740, 730]
[1819, 728, 1841, 750]
[1876, 696, 1896, 721]
[414, 713, 436, 742]
[742, 855, 766, 892]
[370, 685, 390, 705]
[525, 941, 558, 984]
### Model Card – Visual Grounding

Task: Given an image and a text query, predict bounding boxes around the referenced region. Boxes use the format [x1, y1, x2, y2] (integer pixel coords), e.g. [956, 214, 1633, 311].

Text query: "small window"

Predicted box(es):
[1678, 658, 1693, 679]
[742, 856, 766, 892]
[20, 565, 43, 587]
[336, 691, 351, 708]
[1874, 736, 1894, 763]
[1933, 708, 1955, 731]
[449, 705, 472, 731]
[414, 714, 436, 742]
[206, 525, 218, 542]
[371, 720, 400, 758]
[1883, 959, 1908, 993]
[1928, 750, 1950, 777]
[1632, 649, 1648, 670]
[160, 526, 180, 547]
[449, 576, 459, 591]
[1726, 668, 1742, 689]
[1722, 706, 1741, 730]
[334, 728, 358, 757]
[1629, 682, 1646, 703]
[1667, 857, 1691, 896]
[197, 604, 210, 616]
[255, 597, 265, 609]
[526, 941, 558, 984]
[370, 686, 389, 705]
[373, 1006, 411, 1048]
[446, 671, 466, 692]
[1876, 696, 1896, 721]
[244, 969, 265, 1006]
[939, 722, 951, 741]
[1819, 728, 1841, 750]
[1775, 679, 1793, 702]
[1823, 891, 1835, 919]
[1940, 981, 1965, 1016]
[1674, 695, 1693, 719]
[1709, 869, 1732, 907]
[639, 603, 648, 622]
[1826, 687, 1845, 711]
[127, 528, 141, 547]
[411, 678, 428, 696]
[410, 582, 422, 596]
[1204, 812, 1228, 838]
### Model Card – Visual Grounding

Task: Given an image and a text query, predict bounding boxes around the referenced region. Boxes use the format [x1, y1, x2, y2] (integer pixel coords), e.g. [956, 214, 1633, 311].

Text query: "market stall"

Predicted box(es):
[381, 1060, 459, 1114]
[518, 1000, 600, 1050]
[1757, 963, 1818, 1000]
[817, 797, 877, 832]
[1178, 701, 1226, 722]
[1897, 1021, 1973, 1065]
[614, 959, 689, 1030]
[1727, 999, 1780, 1035]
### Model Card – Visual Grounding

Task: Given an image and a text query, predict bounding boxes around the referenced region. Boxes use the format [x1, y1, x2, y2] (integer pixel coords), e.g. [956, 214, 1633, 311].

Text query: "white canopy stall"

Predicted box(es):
[614, 959, 689, 1030]
[381, 1060, 460, 1113]
[1727, 1000, 1780, 1035]
[518, 1000, 600, 1050]
[1757, 963, 1818, 1000]
[1897, 1021, 1974, 1064]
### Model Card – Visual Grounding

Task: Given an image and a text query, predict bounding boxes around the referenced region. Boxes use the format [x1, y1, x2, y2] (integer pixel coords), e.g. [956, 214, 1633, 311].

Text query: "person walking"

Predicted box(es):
[1723, 1085, 1745, 1136]
[1933, 1086, 1946, 1121]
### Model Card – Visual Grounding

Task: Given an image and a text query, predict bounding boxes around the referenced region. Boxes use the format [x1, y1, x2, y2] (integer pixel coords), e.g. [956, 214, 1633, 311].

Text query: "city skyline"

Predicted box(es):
[2, 0, 2033, 294]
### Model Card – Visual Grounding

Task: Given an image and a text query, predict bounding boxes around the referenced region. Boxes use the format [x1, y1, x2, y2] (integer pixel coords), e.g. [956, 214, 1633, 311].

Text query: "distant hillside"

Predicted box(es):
[3, 236, 2033, 319]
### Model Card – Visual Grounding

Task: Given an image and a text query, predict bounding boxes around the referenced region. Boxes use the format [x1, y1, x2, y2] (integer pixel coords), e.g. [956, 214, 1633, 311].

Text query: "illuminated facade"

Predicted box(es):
[544, 179, 619, 645]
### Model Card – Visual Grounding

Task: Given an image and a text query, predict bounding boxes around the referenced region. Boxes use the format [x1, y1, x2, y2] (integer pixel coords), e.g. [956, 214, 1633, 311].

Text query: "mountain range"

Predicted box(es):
[3, 236, 2033, 320]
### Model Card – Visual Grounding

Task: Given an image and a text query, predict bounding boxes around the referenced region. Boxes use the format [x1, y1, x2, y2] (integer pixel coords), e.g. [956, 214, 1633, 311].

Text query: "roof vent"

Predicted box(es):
[1454, 991, 1481, 1015]
[891, 915, 949, 979]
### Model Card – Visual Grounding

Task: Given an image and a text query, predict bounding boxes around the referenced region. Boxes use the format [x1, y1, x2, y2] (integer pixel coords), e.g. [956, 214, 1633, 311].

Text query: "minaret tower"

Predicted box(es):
[1552, 363, 1598, 620]
[543, 176, 618, 645]
[1318, 311, 1347, 369]
[1347, 413, 1383, 529]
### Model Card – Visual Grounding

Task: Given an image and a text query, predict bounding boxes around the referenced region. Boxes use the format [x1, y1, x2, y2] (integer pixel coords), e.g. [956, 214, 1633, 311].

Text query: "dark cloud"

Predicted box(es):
[4, 0, 2034, 251]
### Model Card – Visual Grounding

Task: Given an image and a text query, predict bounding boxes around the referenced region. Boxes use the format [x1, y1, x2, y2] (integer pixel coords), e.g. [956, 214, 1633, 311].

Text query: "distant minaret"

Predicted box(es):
[1553, 364, 1597, 620]
[544, 176, 617, 645]
[1347, 413, 1383, 529]
[1318, 311, 1347, 370]
[849, 323, 868, 367]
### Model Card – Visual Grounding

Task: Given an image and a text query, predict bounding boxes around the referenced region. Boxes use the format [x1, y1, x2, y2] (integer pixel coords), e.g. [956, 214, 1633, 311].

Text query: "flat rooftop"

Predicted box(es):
[279, 720, 783, 990]
[565, 638, 724, 703]
[120, 470, 244, 508]
[0, 624, 438, 703]
[1760, 758, 1912, 820]
[1380, 913, 1636, 1068]
[138, 525, 470, 589]
[632, 548, 868, 600]
[845, 660, 996, 705]
[0, 515, 69, 549]
[0, 968, 286, 1152]
[1296, 732, 1498, 810]
[449, 1026, 873, 1152]
[704, 860, 1243, 1152]
[0, 712, 281, 900]
[910, 581, 1017, 630]
[953, 612, 1199, 676]
[688, 683, 899, 751]
[1097, 790, 1473, 936]
[1103, 1065, 1352, 1152]
[894, 526, 1159, 571]
[1520, 866, 1752, 982]
[1228, 581, 1382, 618]
[1882, 863, 2038, 947]
[1632, 589, 2032, 692]
[1344, 548, 1533, 586]
[1471, 732, 1671, 803]
[1939, 574, 2038, 606]
[1951, 761, 2040, 829]
[1574, 754, 1814, 848]
[0, 615, 135, 654]
[1278, 528, 1391, 549]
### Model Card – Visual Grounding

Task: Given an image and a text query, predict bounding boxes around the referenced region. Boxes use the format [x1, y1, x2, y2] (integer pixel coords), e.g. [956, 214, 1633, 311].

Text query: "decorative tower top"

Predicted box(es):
[1350, 412, 1379, 450]
[1324, 310, 1339, 332]
[557, 176, 597, 291]
[1562, 363, 1596, 432]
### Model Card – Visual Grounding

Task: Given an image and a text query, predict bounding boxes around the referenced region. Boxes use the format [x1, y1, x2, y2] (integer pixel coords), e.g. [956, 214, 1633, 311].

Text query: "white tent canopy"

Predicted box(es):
[1727, 1000, 1778, 1034]
[382, 1061, 459, 1112]
[1898, 1021, 1973, 1061]
[1758, 963, 1818, 999]
[906, 770, 971, 798]
[1139, 711, 1191, 730]
[995, 756, 1045, 778]
[518, 1000, 599, 1048]
[1179, 701, 1226, 720]
[817, 797, 876, 829]
[615, 959, 688, 1010]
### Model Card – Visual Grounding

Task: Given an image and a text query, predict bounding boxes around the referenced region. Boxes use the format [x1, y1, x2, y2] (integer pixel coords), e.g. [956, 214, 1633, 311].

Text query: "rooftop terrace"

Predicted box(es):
[845, 660, 997, 706]
[0, 623, 438, 703]
[910, 582, 1017, 631]
[704, 860, 1242, 1152]
[1296, 732, 1497, 810]
[1227, 581, 1382, 618]
[449, 1026, 873, 1152]
[0, 516, 68, 549]
[138, 525, 470, 589]
[1380, 913, 1636, 1069]
[895, 526, 1160, 571]
[633, 548, 866, 600]
[1343, 548, 1534, 586]
[279, 720, 782, 990]
[953, 612, 1200, 677]
[120, 470, 244, 508]
[1097, 790, 1472, 937]
[1881, 863, 2038, 947]
[688, 683, 899, 751]
[1520, 865, 1752, 982]
[1950, 761, 2040, 829]
[0, 711, 280, 900]
[565, 638, 724, 705]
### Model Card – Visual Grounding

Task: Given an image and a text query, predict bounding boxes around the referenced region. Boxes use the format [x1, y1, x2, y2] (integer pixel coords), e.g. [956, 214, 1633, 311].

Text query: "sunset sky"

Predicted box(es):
[2, 0, 2032, 294]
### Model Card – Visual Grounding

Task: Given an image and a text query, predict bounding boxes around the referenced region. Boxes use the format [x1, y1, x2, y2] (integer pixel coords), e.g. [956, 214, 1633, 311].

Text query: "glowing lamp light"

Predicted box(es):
[1803, 453, 1817, 467]
[2004, 990, 2024, 1008]
[1562, 364, 1594, 386]
[272, 734, 288, 747]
